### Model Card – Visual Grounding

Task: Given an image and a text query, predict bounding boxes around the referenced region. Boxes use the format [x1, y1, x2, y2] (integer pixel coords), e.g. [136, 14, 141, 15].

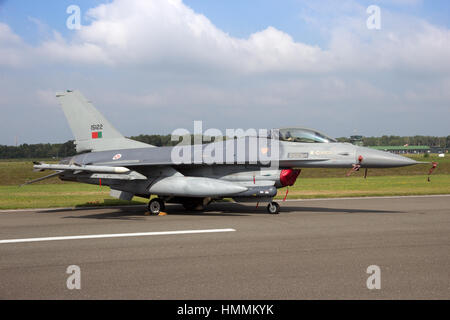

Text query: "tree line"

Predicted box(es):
[336, 135, 450, 147]
[1, 134, 448, 159]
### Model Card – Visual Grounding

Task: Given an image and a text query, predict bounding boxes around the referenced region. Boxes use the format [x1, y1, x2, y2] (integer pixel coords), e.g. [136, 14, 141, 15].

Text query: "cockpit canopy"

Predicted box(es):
[273, 128, 337, 143]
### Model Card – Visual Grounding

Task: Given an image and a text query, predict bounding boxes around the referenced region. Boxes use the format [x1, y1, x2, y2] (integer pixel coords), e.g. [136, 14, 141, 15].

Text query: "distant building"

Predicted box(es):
[350, 135, 364, 146]
[369, 145, 430, 154]
[430, 146, 447, 154]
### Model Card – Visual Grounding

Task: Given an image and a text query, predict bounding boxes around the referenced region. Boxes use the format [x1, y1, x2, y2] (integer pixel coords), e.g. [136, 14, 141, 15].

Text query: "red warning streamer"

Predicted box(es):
[283, 187, 289, 202]
[346, 155, 363, 177]
[346, 164, 361, 177]
[429, 162, 438, 175]
[427, 162, 438, 182]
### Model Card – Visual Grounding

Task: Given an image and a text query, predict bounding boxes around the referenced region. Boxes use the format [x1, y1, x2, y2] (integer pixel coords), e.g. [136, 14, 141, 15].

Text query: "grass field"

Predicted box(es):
[0, 184, 145, 210]
[0, 155, 449, 209]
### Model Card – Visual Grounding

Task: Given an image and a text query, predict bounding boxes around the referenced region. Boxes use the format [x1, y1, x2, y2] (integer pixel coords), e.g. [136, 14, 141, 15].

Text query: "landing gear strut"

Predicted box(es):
[183, 203, 205, 211]
[148, 198, 165, 215]
[182, 197, 211, 212]
[267, 201, 280, 214]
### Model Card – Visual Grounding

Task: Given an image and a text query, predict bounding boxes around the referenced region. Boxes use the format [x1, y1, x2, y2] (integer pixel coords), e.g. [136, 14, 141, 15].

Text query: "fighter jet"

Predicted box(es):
[28, 90, 423, 214]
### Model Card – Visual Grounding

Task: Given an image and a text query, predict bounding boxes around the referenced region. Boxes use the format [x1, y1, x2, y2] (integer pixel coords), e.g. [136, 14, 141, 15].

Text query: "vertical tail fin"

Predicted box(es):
[56, 90, 153, 153]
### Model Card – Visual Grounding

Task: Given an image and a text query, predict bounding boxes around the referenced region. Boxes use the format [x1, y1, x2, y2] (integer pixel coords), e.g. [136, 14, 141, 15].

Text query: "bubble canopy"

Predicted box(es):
[272, 128, 337, 143]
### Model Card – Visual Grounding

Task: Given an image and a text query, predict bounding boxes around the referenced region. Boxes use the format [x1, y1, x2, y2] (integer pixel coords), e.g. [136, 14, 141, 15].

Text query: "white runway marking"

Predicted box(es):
[0, 228, 236, 244]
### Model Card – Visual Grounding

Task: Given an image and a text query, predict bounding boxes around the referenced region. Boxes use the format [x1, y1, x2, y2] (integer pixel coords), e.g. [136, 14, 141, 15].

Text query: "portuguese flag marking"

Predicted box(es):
[92, 132, 103, 139]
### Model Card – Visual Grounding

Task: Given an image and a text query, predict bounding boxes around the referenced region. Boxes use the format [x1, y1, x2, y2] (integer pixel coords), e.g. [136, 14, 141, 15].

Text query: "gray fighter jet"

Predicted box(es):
[28, 90, 423, 214]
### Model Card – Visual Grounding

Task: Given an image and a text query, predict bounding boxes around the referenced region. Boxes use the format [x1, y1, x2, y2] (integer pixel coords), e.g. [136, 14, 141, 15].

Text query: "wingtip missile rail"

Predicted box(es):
[33, 163, 131, 174]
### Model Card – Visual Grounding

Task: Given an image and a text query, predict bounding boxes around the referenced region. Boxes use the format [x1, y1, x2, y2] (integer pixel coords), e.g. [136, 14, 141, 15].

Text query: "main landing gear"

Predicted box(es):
[182, 197, 211, 212]
[148, 197, 280, 215]
[267, 201, 280, 214]
[147, 198, 165, 215]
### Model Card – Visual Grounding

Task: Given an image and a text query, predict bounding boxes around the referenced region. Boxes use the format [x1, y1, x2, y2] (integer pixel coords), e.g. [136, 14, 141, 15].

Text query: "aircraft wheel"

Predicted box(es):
[148, 198, 165, 215]
[267, 202, 280, 214]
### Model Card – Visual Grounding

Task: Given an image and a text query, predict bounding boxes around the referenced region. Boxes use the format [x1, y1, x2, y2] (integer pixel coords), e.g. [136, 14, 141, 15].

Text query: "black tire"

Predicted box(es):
[267, 202, 280, 214]
[148, 198, 165, 215]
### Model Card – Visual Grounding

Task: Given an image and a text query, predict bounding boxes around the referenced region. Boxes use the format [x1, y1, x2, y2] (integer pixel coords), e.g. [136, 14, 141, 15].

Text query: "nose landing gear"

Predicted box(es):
[267, 201, 280, 214]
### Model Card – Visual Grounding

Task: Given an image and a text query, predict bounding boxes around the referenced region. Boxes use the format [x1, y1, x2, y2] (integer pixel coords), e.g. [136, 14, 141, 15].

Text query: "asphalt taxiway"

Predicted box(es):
[0, 195, 449, 299]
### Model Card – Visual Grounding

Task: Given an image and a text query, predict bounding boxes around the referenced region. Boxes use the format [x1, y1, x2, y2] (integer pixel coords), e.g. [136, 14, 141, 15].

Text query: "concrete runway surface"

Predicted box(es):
[0, 195, 449, 300]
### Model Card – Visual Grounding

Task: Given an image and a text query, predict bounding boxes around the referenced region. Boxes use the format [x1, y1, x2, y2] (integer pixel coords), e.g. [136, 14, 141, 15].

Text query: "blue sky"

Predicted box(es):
[0, 0, 449, 145]
[0, 0, 108, 44]
[2, 0, 450, 45]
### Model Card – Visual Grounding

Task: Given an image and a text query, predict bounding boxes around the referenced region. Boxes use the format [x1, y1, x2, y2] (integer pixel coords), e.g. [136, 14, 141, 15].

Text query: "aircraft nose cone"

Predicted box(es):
[356, 147, 418, 168]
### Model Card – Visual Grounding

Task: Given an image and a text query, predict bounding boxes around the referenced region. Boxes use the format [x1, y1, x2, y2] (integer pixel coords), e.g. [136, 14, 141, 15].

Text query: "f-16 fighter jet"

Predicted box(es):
[28, 90, 423, 214]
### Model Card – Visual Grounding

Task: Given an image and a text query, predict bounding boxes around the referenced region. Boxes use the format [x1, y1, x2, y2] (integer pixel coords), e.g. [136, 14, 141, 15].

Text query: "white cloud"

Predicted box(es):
[379, 0, 422, 6]
[38, 31, 112, 65]
[0, 23, 30, 67]
[19, 0, 445, 76]
[1, 0, 449, 75]
[35, 89, 59, 109]
[27, 0, 326, 73]
[0, 0, 449, 143]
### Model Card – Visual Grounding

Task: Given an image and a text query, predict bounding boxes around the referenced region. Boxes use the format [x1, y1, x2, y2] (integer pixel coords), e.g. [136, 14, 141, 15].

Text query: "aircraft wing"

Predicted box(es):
[92, 158, 331, 168]
[22, 162, 147, 186]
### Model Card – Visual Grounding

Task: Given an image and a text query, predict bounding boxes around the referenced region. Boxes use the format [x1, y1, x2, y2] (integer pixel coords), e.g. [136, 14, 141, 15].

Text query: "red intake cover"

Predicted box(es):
[280, 169, 301, 187]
